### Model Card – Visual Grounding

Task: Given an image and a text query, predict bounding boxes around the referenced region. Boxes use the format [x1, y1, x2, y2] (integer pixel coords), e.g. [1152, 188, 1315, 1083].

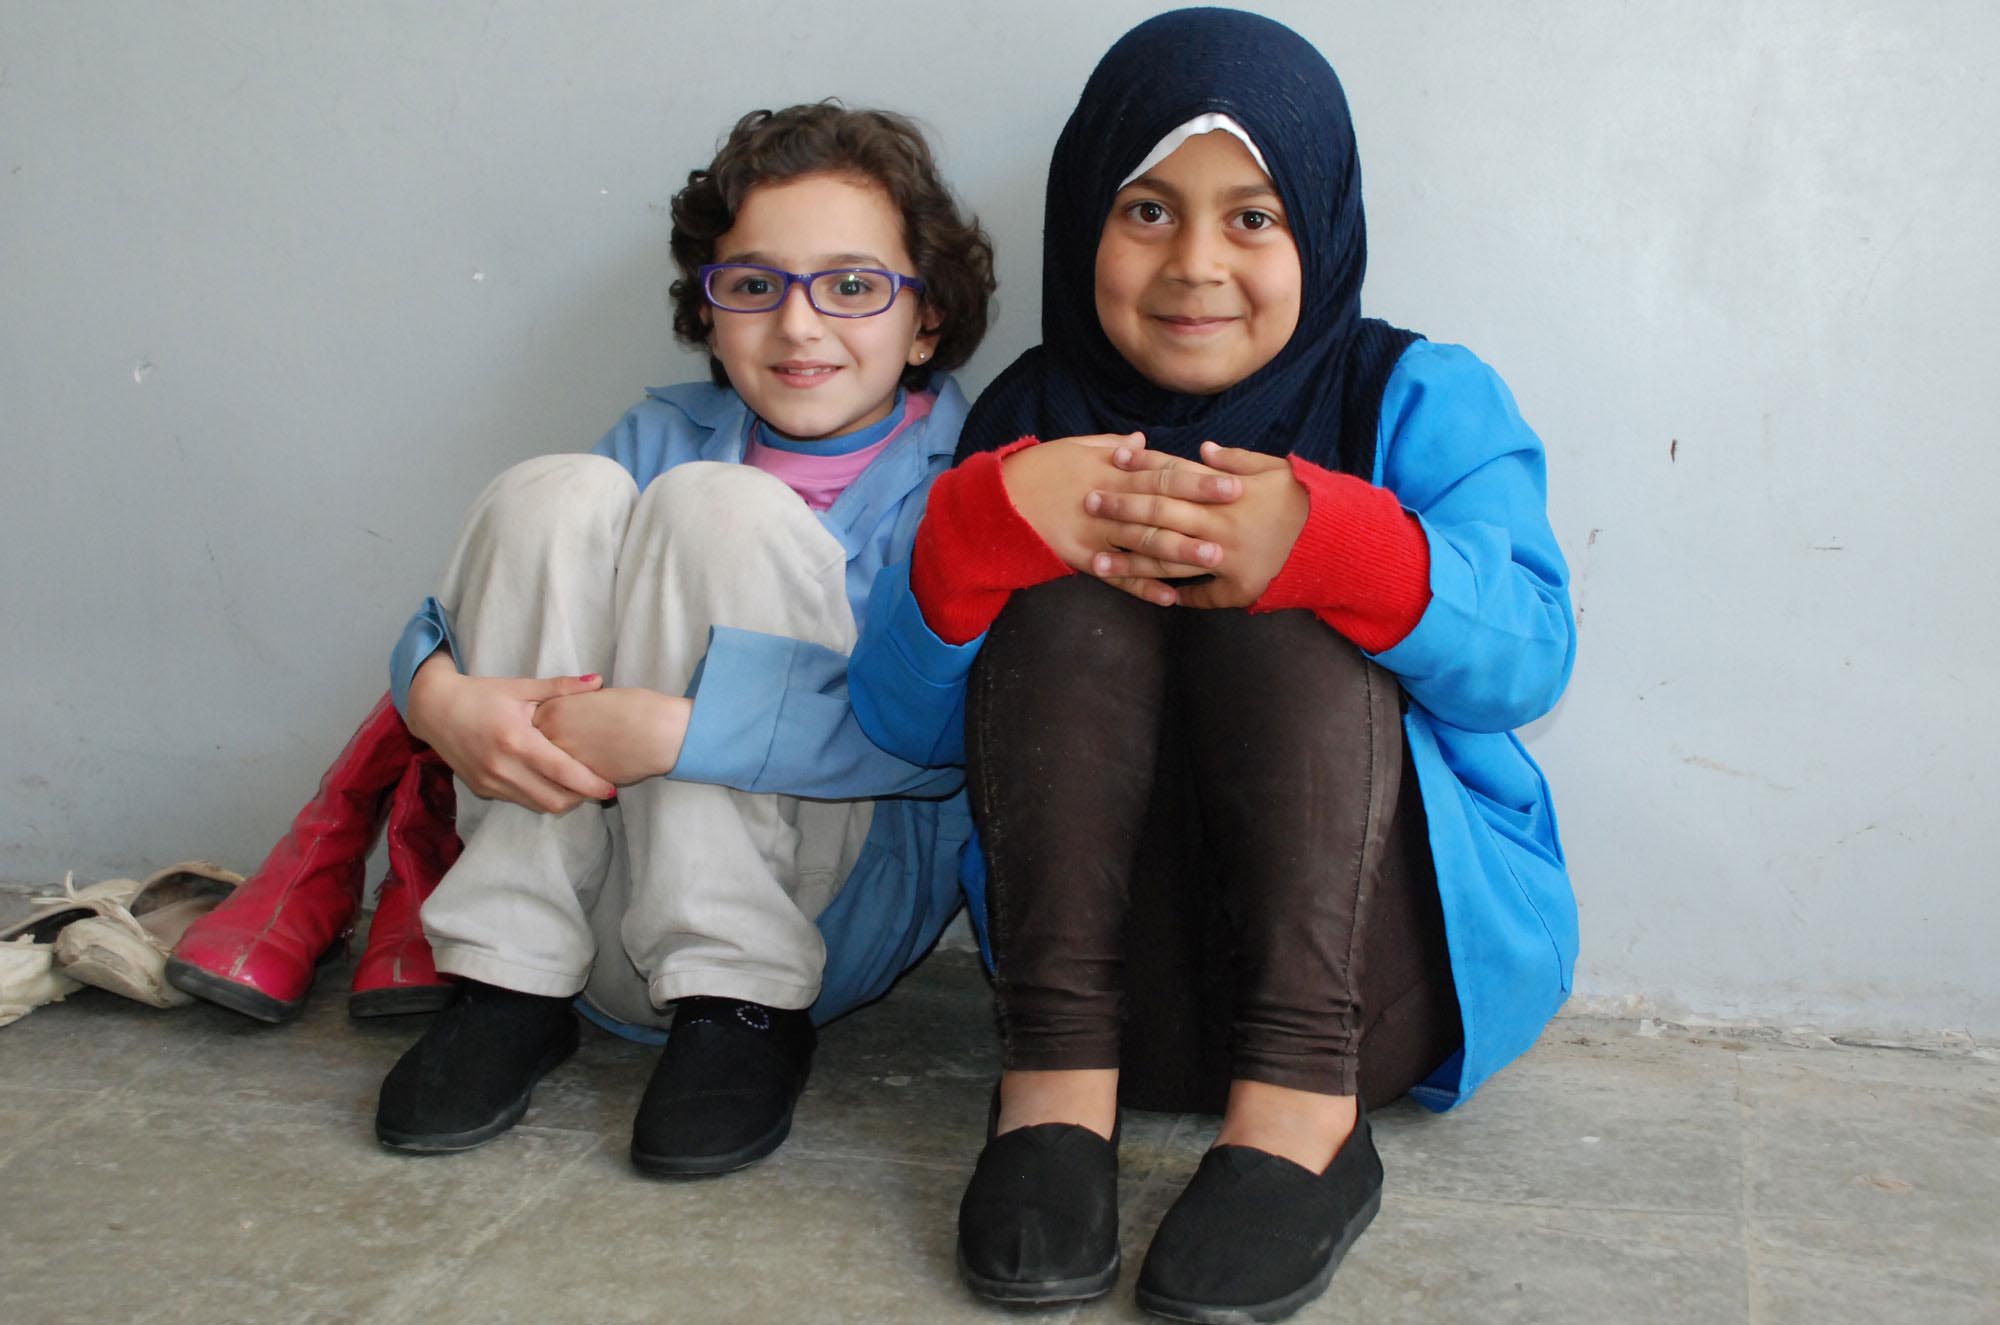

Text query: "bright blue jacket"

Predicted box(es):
[390, 380, 976, 1024]
[847, 342, 1577, 1109]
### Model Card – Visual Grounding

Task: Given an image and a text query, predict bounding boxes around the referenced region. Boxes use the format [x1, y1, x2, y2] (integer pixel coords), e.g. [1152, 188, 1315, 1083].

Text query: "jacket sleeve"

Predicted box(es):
[847, 560, 982, 768]
[674, 406, 974, 795]
[1368, 343, 1576, 733]
[669, 622, 966, 800]
[388, 597, 459, 719]
[908, 439, 1071, 644]
[1249, 456, 1431, 653]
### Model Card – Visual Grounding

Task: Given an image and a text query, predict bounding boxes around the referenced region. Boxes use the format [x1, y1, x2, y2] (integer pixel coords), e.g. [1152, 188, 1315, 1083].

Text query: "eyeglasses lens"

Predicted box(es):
[809, 270, 894, 316]
[707, 266, 785, 312]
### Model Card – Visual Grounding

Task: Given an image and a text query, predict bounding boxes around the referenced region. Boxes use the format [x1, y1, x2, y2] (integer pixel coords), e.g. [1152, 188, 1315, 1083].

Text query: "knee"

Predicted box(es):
[1186, 606, 1376, 693]
[993, 576, 1165, 671]
[464, 454, 636, 551]
[629, 462, 833, 571]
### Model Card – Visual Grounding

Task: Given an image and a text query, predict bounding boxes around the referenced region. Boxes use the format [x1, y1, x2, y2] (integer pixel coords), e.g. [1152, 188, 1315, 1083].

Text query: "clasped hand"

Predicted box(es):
[1001, 435, 1308, 608]
[405, 653, 692, 814]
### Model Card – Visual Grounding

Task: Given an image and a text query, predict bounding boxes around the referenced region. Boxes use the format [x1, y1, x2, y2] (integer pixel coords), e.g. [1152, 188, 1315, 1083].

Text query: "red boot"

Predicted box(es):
[349, 749, 460, 1018]
[168, 693, 415, 1022]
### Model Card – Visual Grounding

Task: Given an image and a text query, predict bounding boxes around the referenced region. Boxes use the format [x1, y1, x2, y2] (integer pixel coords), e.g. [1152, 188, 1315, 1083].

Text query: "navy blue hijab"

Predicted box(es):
[957, 7, 1418, 478]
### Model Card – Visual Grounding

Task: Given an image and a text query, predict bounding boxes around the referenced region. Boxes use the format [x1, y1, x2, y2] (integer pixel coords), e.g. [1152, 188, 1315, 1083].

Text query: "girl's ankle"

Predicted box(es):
[1214, 1079, 1358, 1173]
[995, 1067, 1119, 1140]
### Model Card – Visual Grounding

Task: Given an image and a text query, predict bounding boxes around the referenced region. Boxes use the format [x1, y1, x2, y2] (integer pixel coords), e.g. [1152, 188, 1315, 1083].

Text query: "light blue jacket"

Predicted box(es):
[390, 379, 976, 1023]
[847, 342, 1577, 1109]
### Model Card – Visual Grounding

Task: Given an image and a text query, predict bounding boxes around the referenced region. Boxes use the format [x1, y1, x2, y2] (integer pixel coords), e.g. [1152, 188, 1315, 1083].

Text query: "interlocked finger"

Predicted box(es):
[526, 782, 586, 815]
[1171, 577, 1256, 611]
[1101, 520, 1214, 567]
[491, 764, 583, 815]
[527, 737, 615, 804]
[1101, 574, 1178, 608]
[1091, 551, 1214, 581]
[513, 766, 583, 814]
[1153, 458, 1240, 502]
[1090, 489, 1217, 534]
[1112, 449, 1241, 502]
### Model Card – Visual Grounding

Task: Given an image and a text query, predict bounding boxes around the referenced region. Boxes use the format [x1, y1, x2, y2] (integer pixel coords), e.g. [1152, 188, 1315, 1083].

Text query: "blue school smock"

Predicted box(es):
[847, 342, 1578, 1109]
[389, 379, 976, 1024]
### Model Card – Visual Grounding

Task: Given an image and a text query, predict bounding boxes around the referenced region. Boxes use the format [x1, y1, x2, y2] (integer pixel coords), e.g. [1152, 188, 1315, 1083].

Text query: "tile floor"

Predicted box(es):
[1, 897, 1994, 1324]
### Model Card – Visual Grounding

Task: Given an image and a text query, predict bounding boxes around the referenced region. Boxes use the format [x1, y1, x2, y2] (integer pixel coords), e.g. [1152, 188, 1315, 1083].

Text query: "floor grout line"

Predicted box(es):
[778, 1144, 971, 1174]
[1387, 1190, 1743, 1219]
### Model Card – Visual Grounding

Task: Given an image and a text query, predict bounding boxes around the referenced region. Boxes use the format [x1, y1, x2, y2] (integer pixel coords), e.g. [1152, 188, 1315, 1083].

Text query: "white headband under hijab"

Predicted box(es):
[1117, 113, 1271, 188]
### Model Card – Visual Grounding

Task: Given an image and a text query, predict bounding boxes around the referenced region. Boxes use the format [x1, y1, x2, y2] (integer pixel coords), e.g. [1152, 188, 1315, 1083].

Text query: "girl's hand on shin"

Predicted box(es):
[405, 652, 618, 812]
[532, 688, 691, 787]
[1087, 442, 1307, 609]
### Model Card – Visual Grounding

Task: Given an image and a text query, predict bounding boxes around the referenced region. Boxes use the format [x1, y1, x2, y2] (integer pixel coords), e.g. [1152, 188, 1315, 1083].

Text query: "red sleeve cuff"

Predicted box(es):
[910, 437, 1072, 645]
[1251, 455, 1431, 654]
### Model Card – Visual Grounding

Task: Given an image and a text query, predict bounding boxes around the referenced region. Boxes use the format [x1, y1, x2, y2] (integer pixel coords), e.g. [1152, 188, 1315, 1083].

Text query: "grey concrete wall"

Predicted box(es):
[4, 2, 1995, 1034]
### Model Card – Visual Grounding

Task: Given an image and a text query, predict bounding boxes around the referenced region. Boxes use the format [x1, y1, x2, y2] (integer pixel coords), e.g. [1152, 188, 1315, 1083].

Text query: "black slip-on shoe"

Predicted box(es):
[957, 1117, 1122, 1305]
[374, 979, 579, 1153]
[1136, 1111, 1383, 1324]
[629, 997, 816, 1177]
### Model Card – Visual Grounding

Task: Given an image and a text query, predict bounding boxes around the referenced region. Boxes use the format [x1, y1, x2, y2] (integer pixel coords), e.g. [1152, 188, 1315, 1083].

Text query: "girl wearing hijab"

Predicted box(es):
[850, 9, 1576, 1321]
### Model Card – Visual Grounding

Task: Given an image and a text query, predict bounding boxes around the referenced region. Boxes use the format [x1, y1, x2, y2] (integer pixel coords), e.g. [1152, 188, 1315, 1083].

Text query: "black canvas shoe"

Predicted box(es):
[1136, 1110, 1383, 1323]
[629, 997, 815, 1177]
[374, 979, 579, 1153]
[956, 1116, 1122, 1305]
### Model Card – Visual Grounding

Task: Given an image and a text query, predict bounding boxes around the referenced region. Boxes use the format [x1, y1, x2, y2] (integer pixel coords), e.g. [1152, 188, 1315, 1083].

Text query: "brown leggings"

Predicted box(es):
[967, 577, 1460, 1111]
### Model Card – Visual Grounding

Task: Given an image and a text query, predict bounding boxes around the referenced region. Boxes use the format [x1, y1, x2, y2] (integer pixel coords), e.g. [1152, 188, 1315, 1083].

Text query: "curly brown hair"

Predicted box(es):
[669, 102, 996, 392]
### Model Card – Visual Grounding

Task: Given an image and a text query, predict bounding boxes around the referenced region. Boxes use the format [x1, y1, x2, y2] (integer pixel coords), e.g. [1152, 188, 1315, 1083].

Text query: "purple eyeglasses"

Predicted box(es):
[698, 263, 926, 318]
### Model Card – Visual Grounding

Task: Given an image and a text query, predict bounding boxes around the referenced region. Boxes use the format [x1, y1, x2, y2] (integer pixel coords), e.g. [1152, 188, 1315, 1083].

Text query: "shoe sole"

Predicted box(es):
[957, 1248, 1121, 1305]
[1134, 1187, 1380, 1324]
[630, 1106, 795, 1178]
[348, 984, 455, 1019]
[375, 1036, 577, 1154]
[164, 957, 308, 1023]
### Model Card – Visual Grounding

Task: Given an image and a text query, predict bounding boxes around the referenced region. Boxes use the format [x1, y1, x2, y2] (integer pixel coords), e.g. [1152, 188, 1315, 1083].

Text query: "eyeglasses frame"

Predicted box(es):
[697, 263, 927, 319]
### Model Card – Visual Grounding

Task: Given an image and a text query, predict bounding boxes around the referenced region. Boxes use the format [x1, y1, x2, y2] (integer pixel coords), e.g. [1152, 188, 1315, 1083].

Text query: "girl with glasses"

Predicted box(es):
[367, 103, 995, 1179]
[849, 11, 1578, 1321]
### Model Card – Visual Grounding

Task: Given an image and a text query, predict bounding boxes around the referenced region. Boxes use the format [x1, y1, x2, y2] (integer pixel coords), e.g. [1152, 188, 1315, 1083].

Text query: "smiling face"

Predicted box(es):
[705, 172, 938, 441]
[1093, 130, 1303, 395]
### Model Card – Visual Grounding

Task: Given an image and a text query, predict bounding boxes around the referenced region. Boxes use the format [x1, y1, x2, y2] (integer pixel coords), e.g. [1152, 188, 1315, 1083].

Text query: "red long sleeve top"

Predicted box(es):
[909, 438, 1431, 652]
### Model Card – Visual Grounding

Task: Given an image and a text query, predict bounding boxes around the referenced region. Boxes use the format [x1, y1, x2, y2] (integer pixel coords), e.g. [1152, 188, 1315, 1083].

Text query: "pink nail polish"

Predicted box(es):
[579, 673, 600, 684]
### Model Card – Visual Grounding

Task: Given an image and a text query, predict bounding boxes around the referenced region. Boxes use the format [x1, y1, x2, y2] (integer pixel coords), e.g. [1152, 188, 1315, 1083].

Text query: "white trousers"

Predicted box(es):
[419, 455, 873, 1020]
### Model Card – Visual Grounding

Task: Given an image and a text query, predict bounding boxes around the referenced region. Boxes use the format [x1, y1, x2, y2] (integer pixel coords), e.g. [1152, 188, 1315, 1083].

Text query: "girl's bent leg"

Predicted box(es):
[1173, 609, 1408, 1099]
[1353, 741, 1460, 1109]
[420, 454, 633, 996]
[604, 463, 873, 1014]
[1121, 709, 1459, 1115]
[969, 576, 1167, 1079]
[958, 579, 1149, 1299]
